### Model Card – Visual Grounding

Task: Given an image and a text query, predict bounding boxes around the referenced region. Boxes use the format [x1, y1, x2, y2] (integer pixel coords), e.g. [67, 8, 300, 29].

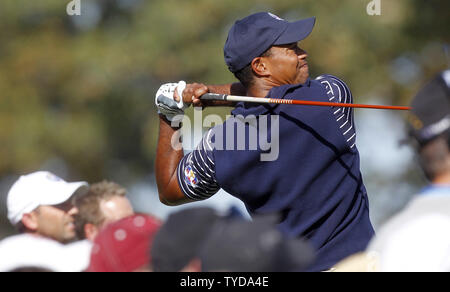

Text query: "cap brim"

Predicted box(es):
[40, 182, 88, 206]
[274, 17, 316, 45]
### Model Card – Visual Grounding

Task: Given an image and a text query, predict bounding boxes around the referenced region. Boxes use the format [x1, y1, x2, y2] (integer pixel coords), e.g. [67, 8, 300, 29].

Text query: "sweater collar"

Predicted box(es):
[231, 79, 311, 117]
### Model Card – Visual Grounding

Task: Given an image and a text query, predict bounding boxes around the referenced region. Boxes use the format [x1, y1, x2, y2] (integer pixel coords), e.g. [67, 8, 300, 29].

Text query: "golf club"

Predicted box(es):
[200, 93, 411, 111]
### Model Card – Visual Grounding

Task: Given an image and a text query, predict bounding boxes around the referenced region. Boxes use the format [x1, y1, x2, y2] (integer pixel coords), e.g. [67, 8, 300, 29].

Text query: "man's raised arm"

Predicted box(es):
[155, 81, 241, 206]
[154, 82, 193, 206]
[155, 115, 193, 206]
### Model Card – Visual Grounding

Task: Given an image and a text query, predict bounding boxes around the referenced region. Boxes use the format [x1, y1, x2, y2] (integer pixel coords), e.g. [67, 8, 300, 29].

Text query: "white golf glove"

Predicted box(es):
[155, 81, 189, 123]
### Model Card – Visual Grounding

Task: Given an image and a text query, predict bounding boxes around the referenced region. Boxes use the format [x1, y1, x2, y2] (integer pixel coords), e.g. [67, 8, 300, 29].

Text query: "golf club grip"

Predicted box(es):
[200, 93, 228, 101]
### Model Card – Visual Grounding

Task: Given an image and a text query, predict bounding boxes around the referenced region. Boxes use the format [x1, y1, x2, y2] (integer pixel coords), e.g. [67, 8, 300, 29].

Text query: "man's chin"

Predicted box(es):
[296, 77, 309, 85]
[295, 72, 309, 84]
[61, 236, 78, 244]
[61, 231, 78, 243]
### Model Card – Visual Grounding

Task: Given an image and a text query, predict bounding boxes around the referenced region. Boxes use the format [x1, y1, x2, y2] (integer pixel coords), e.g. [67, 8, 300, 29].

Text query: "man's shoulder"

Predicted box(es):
[407, 192, 450, 215]
[315, 74, 347, 84]
[315, 75, 351, 93]
[369, 193, 450, 250]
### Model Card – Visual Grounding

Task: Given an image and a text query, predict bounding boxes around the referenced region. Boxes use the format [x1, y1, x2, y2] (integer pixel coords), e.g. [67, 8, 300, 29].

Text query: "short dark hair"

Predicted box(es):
[15, 221, 27, 233]
[15, 207, 41, 233]
[74, 181, 127, 239]
[233, 48, 272, 88]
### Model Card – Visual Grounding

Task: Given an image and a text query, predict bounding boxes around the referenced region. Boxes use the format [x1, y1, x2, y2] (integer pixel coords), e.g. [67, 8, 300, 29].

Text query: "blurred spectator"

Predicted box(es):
[366, 70, 450, 272]
[199, 216, 315, 272]
[87, 214, 161, 272]
[6, 171, 88, 243]
[0, 233, 91, 272]
[151, 207, 222, 272]
[74, 180, 134, 241]
[151, 207, 315, 272]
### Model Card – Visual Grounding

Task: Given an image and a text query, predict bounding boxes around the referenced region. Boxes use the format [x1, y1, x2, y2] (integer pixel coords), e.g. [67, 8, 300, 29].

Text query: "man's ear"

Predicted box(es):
[21, 212, 39, 231]
[251, 57, 270, 77]
[84, 223, 99, 241]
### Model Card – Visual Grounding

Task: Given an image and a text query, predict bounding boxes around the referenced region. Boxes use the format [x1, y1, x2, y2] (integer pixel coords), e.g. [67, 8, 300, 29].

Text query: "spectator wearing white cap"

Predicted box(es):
[7, 171, 88, 243]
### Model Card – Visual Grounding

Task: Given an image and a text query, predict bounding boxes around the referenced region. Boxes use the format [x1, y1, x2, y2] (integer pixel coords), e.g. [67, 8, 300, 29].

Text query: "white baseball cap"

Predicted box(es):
[7, 171, 88, 225]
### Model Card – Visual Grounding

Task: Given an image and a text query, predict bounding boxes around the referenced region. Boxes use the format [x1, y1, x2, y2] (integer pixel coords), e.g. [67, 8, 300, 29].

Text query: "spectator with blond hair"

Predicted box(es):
[74, 180, 134, 241]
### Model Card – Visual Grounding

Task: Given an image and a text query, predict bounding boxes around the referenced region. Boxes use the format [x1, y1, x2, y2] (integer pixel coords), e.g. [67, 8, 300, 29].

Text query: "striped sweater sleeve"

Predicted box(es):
[316, 74, 357, 149]
[177, 129, 220, 201]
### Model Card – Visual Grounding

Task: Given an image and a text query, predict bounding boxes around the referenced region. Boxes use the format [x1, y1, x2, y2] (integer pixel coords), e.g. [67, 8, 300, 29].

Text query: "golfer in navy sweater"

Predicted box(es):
[155, 12, 375, 271]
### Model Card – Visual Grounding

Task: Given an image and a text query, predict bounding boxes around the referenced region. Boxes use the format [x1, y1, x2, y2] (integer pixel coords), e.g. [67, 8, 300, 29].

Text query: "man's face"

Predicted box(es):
[99, 196, 134, 229]
[34, 200, 78, 243]
[263, 42, 309, 85]
[82, 196, 134, 241]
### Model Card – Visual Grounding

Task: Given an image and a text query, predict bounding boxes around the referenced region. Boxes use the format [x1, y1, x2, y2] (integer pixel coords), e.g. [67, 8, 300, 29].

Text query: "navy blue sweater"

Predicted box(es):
[177, 76, 375, 271]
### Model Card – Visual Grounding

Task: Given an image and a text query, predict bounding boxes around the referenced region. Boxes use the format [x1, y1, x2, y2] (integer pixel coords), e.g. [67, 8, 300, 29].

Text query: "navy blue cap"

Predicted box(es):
[224, 12, 316, 73]
[408, 70, 450, 145]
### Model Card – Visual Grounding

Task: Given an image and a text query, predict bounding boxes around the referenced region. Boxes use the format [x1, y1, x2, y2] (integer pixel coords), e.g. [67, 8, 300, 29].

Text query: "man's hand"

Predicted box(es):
[175, 82, 246, 108]
[174, 83, 209, 108]
[155, 81, 189, 123]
